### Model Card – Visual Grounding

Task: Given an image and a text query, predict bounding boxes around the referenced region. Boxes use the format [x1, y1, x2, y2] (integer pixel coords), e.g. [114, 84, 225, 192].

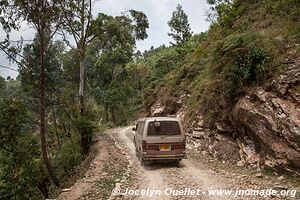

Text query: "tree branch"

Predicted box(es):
[83, 0, 93, 47]
[0, 43, 26, 68]
[0, 64, 18, 72]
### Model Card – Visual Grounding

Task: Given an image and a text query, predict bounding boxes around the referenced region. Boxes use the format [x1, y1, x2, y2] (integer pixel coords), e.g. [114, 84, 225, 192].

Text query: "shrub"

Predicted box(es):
[0, 99, 43, 199]
[53, 133, 83, 181]
[225, 43, 273, 100]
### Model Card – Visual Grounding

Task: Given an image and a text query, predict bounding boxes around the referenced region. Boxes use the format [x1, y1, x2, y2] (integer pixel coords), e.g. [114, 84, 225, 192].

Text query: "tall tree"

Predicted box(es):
[19, 37, 64, 148]
[59, 0, 93, 116]
[60, 2, 148, 152]
[88, 12, 149, 125]
[168, 4, 192, 45]
[59, 0, 99, 154]
[0, 0, 62, 187]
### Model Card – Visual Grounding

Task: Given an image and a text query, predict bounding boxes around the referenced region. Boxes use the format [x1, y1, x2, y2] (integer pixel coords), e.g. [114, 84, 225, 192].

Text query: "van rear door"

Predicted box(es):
[143, 120, 185, 157]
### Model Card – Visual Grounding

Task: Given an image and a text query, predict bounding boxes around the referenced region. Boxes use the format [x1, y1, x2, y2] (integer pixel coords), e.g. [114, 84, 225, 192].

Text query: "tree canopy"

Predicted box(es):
[168, 4, 192, 45]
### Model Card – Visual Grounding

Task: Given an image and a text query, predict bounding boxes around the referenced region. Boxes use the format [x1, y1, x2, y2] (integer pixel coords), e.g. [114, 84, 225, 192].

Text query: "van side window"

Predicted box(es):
[137, 122, 145, 135]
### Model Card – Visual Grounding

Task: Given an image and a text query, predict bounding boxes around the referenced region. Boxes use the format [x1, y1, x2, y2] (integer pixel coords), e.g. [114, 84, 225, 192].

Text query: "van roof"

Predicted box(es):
[137, 117, 179, 122]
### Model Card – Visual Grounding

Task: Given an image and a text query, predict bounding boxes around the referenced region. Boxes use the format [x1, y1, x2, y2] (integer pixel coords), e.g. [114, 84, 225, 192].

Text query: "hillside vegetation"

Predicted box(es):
[129, 0, 299, 123]
[123, 0, 300, 170]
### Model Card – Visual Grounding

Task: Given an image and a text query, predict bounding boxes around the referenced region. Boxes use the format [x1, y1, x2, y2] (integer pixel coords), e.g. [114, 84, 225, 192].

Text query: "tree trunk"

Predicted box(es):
[79, 58, 85, 115]
[51, 102, 61, 148]
[39, 24, 60, 188]
[111, 107, 116, 125]
[37, 164, 49, 198]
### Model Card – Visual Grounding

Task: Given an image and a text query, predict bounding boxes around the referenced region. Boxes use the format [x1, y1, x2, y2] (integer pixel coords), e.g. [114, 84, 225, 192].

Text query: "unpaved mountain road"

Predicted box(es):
[110, 126, 299, 200]
[110, 126, 232, 200]
[58, 126, 299, 200]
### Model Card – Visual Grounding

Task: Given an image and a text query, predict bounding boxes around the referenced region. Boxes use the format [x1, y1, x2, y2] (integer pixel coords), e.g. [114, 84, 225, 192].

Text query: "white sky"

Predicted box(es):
[0, 0, 210, 79]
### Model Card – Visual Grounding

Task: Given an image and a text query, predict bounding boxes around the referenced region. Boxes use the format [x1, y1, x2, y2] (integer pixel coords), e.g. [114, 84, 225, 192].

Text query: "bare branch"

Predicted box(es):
[0, 43, 26, 68]
[60, 9, 80, 46]
[57, 30, 76, 49]
[83, 0, 93, 47]
[0, 64, 18, 72]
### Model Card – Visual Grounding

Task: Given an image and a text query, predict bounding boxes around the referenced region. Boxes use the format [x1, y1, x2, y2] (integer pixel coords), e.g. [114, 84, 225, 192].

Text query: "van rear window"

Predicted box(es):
[147, 121, 181, 136]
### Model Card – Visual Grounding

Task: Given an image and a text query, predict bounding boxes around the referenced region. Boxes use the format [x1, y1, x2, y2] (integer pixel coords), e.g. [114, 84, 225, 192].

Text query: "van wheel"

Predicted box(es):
[174, 160, 180, 166]
[141, 160, 150, 166]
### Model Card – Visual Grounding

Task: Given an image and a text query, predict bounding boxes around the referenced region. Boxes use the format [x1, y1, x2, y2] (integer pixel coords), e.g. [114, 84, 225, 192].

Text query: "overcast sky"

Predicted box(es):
[0, 0, 210, 79]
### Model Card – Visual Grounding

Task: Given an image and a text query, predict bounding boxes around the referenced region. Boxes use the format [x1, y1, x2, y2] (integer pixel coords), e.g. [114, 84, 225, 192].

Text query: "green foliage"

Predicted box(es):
[212, 32, 277, 101]
[0, 99, 29, 146]
[87, 11, 149, 125]
[207, 0, 239, 27]
[90, 11, 149, 49]
[187, 32, 278, 123]
[228, 44, 272, 91]
[0, 99, 43, 199]
[53, 133, 83, 181]
[264, 0, 300, 22]
[19, 37, 64, 98]
[262, 0, 300, 37]
[2, 79, 22, 99]
[168, 4, 192, 45]
[0, 76, 5, 95]
[149, 47, 180, 79]
[74, 115, 96, 154]
[128, 10, 149, 40]
[73, 99, 100, 153]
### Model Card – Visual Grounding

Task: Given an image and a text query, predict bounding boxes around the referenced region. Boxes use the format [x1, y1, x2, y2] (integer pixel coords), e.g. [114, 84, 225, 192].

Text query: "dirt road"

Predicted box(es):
[58, 126, 299, 200]
[110, 126, 234, 200]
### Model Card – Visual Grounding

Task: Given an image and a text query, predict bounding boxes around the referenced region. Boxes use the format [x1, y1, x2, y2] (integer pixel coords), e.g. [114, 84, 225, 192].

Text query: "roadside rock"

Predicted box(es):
[215, 122, 233, 133]
[151, 98, 182, 117]
[192, 130, 205, 139]
[152, 106, 165, 116]
[232, 61, 300, 169]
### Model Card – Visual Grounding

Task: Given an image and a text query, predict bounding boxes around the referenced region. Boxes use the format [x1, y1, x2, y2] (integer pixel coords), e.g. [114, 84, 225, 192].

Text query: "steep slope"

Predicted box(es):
[142, 0, 300, 171]
[232, 58, 300, 168]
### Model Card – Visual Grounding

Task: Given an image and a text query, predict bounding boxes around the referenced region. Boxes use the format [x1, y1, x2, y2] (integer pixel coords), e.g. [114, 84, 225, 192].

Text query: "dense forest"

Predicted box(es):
[0, 0, 299, 199]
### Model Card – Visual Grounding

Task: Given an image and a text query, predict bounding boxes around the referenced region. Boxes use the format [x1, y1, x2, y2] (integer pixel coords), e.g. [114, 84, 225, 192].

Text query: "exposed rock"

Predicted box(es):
[176, 109, 187, 122]
[264, 159, 276, 169]
[237, 160, 246, 166]
[150, 98, 182, 117]
[152, 106, 165, 116]
[61, 188, 72, 192]
[197, 120, 204, 127]
[194, 127, 204, 131]
[232, 62, 300, 169]
[192, 130, 205, 139]
[277, 175, 284, 180]
[215, 122, 233, 133]
[201, 150, 208, 157]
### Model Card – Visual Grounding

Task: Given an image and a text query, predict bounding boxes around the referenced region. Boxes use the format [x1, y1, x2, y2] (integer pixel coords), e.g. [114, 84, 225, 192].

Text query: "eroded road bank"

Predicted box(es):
[58, 126, 299, 200]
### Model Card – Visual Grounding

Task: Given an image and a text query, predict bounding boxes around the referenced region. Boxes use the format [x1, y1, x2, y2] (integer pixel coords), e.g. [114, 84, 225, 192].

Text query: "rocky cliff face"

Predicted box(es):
[232, 58, 300, 169]
[148, 58, 300, 172]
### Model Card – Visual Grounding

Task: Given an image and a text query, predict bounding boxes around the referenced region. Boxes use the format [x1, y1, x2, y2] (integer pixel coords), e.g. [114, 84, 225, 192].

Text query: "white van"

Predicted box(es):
[133, 117, 187, 165]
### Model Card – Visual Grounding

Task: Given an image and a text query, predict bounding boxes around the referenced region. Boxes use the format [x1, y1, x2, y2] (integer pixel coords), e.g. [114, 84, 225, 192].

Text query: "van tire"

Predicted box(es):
[174, 160, 180, 166]
[141, 160, 150, 166]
